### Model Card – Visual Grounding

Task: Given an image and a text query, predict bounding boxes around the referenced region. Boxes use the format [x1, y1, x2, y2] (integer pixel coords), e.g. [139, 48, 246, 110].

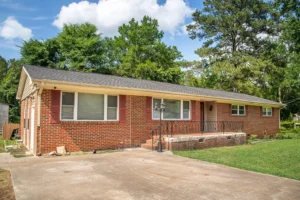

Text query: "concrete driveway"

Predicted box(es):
[1, 149, 300, 200]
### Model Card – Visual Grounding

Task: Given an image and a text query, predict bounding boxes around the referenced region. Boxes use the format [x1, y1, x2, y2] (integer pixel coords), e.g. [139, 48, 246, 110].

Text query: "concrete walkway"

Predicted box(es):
[1, 149, 299, 200]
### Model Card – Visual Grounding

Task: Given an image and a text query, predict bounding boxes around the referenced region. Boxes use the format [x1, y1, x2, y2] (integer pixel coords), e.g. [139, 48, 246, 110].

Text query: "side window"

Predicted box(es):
[183, 101, 190, 119]
[232, 105, 246, 116]
[107, 96, 118, 120]
[152, 98, 161, 119]
[61, 92, 75, 120]
[262, 107, 272, 116]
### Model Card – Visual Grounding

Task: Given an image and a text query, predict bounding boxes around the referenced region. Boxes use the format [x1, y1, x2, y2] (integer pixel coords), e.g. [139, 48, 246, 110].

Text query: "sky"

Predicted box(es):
[0, 0, 203, 62]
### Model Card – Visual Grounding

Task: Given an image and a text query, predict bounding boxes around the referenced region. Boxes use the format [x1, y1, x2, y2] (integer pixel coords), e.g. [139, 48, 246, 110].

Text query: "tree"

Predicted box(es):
[269, 0, 300, 118]
[0, 55, 8, 80]
[21, 38, 59, 67]
[21, 23, 111, 73]
[114, 16, 184, 84]
[0, 59, 22, 123]
[186, 0, 278, 94]
[57, 23, 107, 72]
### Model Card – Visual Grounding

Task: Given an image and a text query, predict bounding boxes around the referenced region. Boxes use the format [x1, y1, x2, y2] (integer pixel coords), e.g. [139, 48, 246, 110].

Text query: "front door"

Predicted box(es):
[30, 106, 35, 152]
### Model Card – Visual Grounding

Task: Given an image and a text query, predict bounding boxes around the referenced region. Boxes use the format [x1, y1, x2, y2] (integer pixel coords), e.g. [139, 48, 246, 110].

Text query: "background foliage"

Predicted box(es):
[0, 1, 299, 122]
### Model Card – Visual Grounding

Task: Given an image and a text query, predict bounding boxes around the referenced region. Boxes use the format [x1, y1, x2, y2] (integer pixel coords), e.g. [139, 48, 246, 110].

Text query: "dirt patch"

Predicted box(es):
[0, 168, 16, 200]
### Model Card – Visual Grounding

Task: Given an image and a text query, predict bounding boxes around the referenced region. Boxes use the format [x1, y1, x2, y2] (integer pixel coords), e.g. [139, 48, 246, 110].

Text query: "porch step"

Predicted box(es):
[141, 143, 158, 150]
[145, 139, 154, 145]
[141, 141, 168, 150]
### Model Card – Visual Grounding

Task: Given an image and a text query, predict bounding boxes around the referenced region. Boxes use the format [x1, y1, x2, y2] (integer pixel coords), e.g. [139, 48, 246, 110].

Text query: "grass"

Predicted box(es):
[173, 140, 300, 180]
[13, 154, 27, 158]
[0, 168, 16, 200]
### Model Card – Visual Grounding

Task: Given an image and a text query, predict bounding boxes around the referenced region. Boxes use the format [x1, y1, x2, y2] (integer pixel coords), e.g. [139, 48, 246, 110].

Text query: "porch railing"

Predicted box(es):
[150, 121, 244, 151]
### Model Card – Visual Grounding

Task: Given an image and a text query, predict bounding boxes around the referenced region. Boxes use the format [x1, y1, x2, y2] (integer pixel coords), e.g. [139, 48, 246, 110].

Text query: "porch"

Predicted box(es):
[141, 121, 246, 151]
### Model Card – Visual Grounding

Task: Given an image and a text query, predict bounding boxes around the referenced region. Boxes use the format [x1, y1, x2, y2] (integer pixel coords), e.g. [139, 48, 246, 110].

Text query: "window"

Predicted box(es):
[107, 96, 118, 120]
[183, 101, 190, 119]
[24, 103, 27, 129]
[152, 98, 161, 119]
[152, 98, 190, 120]
[61, 92, 75, 120]
[78, 93, 104, 120]
[164, 99, 181, 119]
[231, 105, 246, 116]
[262, 107, 272, 116]
[61, 92, 118, 121]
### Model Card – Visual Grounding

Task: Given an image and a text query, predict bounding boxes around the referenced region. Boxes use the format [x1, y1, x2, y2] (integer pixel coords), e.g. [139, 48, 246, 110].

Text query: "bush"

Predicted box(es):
[280, 121, 295, 129]
[275, 133, 285, 140]
[275, 127, 300, 139]
[249, 134, 258, 140]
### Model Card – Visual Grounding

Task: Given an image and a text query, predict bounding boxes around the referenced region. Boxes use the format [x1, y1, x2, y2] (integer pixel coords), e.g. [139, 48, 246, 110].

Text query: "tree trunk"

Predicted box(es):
[278, 87, 282, 103]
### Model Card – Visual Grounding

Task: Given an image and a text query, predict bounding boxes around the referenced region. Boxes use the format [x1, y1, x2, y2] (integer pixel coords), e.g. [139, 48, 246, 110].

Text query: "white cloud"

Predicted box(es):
[0, 16, 33, 40]
[53, 0, 193, 36]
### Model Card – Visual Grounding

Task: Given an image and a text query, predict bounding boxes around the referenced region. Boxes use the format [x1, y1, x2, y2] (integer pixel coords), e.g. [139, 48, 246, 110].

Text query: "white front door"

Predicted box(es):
[30, 106, 35, 152]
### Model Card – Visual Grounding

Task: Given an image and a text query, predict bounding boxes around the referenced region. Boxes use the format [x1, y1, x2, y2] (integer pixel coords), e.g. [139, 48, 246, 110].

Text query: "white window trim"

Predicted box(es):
[152, 98, 191, 120]
[262, 107, 272, 116]
[231, 104, 246, 116]
[60, 91, 119, 121]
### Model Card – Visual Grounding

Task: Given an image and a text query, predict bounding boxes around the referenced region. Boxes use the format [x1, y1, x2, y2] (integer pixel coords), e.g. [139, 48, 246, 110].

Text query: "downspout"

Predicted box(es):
[37, 82, 44, 126]
[37, 82, 44, 155]
[130, 96, 132, 147]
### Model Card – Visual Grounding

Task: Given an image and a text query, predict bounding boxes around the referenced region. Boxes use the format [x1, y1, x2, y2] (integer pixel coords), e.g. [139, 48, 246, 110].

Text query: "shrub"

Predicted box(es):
[280, 121, 295, 129]
[249, 134, 258, 140]
[275, 127, 300, 139]
[275, 133, 285, 140]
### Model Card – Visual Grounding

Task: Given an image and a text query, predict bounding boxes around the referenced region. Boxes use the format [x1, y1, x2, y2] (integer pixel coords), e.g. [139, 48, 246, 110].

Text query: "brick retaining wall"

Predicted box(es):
[168, 133, 246, 151]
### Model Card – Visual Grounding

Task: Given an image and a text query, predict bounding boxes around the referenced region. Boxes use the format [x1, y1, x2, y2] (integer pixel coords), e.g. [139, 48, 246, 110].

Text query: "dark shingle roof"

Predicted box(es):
[24, 65, 282, 106]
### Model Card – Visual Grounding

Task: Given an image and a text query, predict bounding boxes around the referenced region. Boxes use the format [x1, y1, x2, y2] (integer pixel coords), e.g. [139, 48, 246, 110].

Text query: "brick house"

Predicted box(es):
[17, 65, 282, 155]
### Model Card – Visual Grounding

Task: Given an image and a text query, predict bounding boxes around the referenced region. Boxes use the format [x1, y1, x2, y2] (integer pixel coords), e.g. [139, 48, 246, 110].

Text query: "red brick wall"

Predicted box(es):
[39, 90, 203, 154]
[34, 90, 279, 154]
[216, 103, 280, 137]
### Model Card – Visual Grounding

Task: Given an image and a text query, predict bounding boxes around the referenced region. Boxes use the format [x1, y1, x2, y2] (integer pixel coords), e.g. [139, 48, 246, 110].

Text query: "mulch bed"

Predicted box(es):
[0, 168, 16, 200]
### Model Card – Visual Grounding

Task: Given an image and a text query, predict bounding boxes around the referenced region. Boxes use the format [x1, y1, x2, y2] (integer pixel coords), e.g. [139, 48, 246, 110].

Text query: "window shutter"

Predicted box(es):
[272, 107, 274, 116]
[191, 100, 196, 121]
[119, 95, 126, 122]
[146, 97, 152, 122]
[50, 90, 61, 124]
[260, 106, 263, 116]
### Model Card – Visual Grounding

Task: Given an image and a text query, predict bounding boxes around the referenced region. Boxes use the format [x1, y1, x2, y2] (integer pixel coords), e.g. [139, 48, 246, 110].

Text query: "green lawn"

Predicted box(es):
[173, 140, 300, 180]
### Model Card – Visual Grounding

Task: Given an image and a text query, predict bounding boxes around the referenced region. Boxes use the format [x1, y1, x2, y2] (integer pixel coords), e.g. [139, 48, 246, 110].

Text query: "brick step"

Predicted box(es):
[141, 144, 158, 150]
[141, 141, 168, 150]
[145, 139, 155, 145]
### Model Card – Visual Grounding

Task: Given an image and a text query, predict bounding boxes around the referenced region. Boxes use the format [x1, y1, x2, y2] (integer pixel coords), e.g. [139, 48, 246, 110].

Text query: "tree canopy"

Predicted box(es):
[115, 16, 183, 83]
[20, 16, 183, 83]
[184, 0, 300, 119]
[1, 4, 300, 122]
